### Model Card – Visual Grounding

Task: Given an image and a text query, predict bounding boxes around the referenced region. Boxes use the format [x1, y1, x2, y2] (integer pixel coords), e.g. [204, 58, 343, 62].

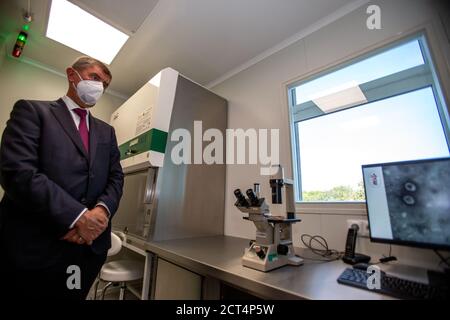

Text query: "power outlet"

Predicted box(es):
[361, 220, 370, 238]
[347, 219, 369, 238]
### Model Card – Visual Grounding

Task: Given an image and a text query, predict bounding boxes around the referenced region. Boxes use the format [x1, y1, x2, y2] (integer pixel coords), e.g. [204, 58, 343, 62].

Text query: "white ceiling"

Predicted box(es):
[0, 0, 360, 98]
[69, 0, 159, 35]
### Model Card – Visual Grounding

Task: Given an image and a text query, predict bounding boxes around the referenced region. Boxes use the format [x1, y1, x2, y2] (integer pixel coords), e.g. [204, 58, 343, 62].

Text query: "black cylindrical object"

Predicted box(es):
[270, 179, 283, 204]
[277, 244, 289, 255]
[234, 189, 249, 207]
[253, 183, 260, 198]
[246, 188, 260, 206]
[255, 246, 266, 260]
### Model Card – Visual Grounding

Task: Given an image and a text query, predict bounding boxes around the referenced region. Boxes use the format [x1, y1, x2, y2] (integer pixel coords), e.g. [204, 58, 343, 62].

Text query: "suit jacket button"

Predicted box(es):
[81, 198, 87, 205]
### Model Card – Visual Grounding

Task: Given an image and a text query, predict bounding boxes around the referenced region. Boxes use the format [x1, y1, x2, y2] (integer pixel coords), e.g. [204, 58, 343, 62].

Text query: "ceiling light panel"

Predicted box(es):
[46, 0, 129, 64]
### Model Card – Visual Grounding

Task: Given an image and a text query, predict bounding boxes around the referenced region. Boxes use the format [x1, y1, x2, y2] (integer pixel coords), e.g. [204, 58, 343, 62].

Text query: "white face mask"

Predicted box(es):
[73, 70, 104, 106]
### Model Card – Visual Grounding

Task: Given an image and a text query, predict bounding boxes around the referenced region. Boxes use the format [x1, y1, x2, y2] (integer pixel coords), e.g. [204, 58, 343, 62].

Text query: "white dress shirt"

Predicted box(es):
[61, 96, 110, 229]
[62, 95, 90, 130]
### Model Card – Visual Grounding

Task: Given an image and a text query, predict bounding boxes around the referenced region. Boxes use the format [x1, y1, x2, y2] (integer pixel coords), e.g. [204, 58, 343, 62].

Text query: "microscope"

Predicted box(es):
[233, 166, 304, 272]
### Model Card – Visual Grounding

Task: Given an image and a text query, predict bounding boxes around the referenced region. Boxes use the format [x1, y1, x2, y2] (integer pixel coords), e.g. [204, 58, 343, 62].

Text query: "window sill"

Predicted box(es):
[295, 202, 367, 216]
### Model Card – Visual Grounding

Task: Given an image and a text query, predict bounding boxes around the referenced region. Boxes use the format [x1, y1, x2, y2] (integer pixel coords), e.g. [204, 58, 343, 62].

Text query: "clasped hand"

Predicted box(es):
[61, 207, 109, 245]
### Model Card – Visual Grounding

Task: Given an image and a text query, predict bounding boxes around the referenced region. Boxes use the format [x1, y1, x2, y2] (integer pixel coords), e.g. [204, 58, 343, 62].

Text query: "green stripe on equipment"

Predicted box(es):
[118, 129, 168, 161]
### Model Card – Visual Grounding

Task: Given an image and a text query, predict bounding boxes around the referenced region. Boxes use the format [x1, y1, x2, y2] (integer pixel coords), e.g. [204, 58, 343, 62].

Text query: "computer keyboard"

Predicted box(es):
[337, 268, 449, 300]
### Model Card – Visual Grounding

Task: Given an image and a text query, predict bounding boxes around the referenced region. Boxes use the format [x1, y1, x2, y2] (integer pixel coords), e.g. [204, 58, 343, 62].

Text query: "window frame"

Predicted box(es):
[286, 30, 450, 215]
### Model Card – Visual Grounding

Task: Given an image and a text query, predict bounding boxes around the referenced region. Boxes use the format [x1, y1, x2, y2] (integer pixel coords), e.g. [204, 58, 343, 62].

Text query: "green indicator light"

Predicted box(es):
[23, 24, 30, 31]
[17, 32, 27, 43]
[12, 31, 28, 58]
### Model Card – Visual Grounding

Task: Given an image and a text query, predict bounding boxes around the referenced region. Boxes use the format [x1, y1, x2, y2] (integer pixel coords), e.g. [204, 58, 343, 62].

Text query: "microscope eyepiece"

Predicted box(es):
[246, 188, 260, 207]
[234, 189, 250, 207]
[254, 183, 260, 198]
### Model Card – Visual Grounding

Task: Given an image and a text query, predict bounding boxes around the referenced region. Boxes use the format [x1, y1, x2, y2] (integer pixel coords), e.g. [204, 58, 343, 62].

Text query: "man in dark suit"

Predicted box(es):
[0, 56, 124, 300]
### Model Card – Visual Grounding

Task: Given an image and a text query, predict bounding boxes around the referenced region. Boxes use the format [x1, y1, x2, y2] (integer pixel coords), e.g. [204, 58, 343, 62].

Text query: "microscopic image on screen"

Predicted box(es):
[382, 160, 450, 247]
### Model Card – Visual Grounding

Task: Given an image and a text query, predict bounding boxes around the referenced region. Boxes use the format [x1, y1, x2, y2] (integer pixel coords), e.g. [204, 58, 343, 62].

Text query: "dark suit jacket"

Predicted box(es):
[0, 99, 124, 269]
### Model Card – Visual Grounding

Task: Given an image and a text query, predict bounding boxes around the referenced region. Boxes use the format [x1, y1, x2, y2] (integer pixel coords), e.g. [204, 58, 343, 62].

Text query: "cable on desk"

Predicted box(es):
[379, 244, 397, 263]
[299, 234, 343, 262]
[386, 244, 392, 258]
[434, 250, 450, 268]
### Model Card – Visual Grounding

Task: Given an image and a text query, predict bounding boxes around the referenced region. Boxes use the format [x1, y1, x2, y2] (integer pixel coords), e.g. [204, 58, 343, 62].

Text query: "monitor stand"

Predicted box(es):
[382, 263, 449, 288]
[427, 269, 450, 287]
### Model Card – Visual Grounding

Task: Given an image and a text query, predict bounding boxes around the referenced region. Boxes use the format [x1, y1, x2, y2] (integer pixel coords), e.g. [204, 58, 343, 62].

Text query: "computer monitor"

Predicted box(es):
[362, 157, 450, 251]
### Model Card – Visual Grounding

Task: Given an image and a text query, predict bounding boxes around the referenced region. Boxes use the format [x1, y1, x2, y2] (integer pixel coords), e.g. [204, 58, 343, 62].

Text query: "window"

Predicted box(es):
[288, 34, 450, 203]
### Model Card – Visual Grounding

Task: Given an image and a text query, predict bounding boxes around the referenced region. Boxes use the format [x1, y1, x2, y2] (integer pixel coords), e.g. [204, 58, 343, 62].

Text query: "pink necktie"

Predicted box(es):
[73, 108, 89, 153]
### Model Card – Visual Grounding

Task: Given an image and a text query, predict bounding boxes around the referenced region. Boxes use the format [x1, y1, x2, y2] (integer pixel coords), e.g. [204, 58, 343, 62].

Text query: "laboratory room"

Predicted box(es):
[0, 0, 449, 305]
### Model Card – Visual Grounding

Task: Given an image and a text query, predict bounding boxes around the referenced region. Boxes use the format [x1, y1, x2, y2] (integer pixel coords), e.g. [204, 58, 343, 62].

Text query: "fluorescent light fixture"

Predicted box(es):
[46, 0, 129, 64]
[310, 81, 368, 113]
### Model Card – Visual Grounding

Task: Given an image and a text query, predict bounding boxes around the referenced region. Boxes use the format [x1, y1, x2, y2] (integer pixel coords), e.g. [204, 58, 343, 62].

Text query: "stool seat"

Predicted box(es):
[100, 260, 145, 282]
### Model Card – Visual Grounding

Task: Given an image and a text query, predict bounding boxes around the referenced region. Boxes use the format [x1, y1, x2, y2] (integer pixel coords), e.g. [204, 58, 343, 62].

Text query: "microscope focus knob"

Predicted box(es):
[254, 246, 266, 260]
[277, 244, 289, 255]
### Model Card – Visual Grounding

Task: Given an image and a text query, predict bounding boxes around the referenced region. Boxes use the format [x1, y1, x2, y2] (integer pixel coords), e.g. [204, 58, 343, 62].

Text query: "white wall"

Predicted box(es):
[0, 56, 126, 198]
[0, 37, 6, 70]
[212, 0, 450, 270]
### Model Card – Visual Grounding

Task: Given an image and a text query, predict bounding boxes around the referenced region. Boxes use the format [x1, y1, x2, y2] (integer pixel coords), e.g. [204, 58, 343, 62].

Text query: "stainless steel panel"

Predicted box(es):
[113, 168, 157, 239]
[149, 75, 228, 241]
[145, 236, 396, 300]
